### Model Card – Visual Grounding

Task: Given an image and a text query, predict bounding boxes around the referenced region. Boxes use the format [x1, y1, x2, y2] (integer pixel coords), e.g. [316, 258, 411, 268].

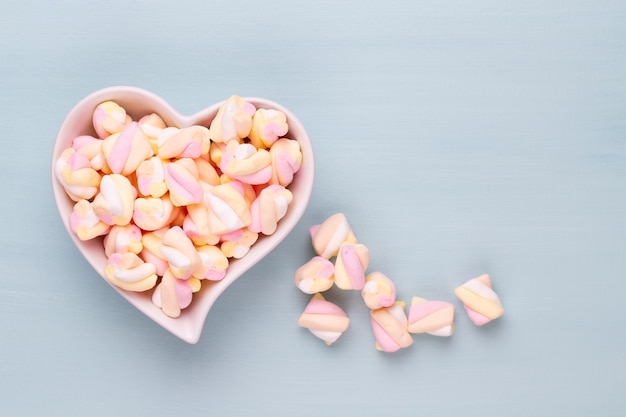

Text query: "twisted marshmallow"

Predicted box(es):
[92, 174, 137, 226]
[370, 302, 413, 353]
[159, 226, 201, 279]
[334, 242, 370, 290]
[152, 269, 201, 318]
[69, 200, 110, 241]
[136, 157, 167, 198]
[92, 100, 131, 139]
[157, 125, 210, 159]
[249, 108, 288, 149]
[208, 95, 256, 143]
[294, 256, 335, 294]
[192, 245, 229, 281]
[219, 140, 273, 185]
[219, 228, 258, 259]
[164, 157, 203, 207]
[104, 252, 158, 292]
[101, 121, 153, 176]
[269, 138, 302, 187]
[361, 271, 396, 310]
[309, 213, 357, 259]
[297, 293, 350, 346]
[454, 274, 504, 326]
[55, 148, 102, 201]
[248, 185, 293, 235]
[103, 224, 143, 257]
[407, 297, 455, 336]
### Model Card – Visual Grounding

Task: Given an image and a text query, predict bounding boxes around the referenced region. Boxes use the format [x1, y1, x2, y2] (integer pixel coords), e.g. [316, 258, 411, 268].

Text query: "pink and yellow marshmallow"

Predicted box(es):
[139, 228, 169, 276]
[152, 269, 201, 318]
[249, 108, 289, 149]
[219, 228, 259, 259]
[248, 185, 293, 235]
[92, 100, 132, 139]
[370, 301, 413, 353]
[192, 245, 229, 281]
[103, 224, 143, 257]
[294, 256, 335, 294]
[104, 252, 158, 292]
[297, 293, 350, 346]
[269, 138, 302, 187]
[309, 213, 358, 259]
[219, 140, 273, 185]
[101, 121, 154, 176]
[71, 135, 106, 171]
[203, 181, 252, 235]
[208, 95, 256, 143]
[163, 158, 204, 207]
[333, 242, 370, 291]
[138, 112, 167, 153]
[92, 174, 137, 226]
[159, 226, 202, 280]
[69, 200, 110, 241]
[454, 274, 504, 326]
[136, 157, 167, 198]
[361, 271, 397, 310]
[132, 196, 177, 231]
[156, 125, 210, 160]
[407, 297, 455, 337]
[55, 147, 102, 201]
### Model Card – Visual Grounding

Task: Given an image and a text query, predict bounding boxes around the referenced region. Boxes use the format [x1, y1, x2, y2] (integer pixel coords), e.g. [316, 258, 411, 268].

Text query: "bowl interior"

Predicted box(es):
[51, 86, 314, 343]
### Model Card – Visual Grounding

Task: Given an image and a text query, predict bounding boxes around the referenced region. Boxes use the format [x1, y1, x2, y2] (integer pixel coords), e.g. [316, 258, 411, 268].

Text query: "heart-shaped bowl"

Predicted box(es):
[51, 86, 314, 344]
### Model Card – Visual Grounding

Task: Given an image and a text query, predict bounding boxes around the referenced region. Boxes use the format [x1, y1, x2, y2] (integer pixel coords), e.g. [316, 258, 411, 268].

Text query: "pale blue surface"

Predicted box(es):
[1, 1, 625, 416]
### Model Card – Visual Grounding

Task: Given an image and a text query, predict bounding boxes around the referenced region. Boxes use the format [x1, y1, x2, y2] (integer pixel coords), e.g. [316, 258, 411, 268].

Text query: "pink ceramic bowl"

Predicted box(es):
[51, 86, 314, 344]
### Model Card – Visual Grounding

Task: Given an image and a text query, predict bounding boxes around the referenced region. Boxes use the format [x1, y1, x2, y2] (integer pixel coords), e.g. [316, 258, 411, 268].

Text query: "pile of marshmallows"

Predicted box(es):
[295, 213, 505, 352]
[55, 96, 302, 318]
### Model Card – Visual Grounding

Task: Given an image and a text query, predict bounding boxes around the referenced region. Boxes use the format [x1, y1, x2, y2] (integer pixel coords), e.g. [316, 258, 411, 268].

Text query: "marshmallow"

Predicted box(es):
[407, 297, 455, 336]
[71, 135, 106, 171]
[297, 293, 350, 346]
[194, 157, 220, 186]
[249, 108, 288, 149]
[333, 242, 370, 290]
[132, 196, 177, 231]
[101, 122, 153, 176]
[203, 181, 251, 235]
[69, 200, 111, 241]
[269, 138, 302, 187]
[309, 213, 357, 259]
[152, 268, 201, 318]
[139, 228, 169, 276]
[55, 148, 102, 201]
[157, 125, 210, 159]
[92, 100, 132, 139]
[208, 95, 256, 143]
[164, 158, 203, 207]
[92, 174, 137, 226]
[136, 157, 167, 198]
[361, 271, 396, 310]
[192, 245, 229, 281]
[219, 228, 259, 259]
[159, 226, 202, 279]
[138, 113, 166, 153]
[103, 224, 143, 258]
[370, 302, 413, 353]
[220, 140, 273, 185]
[248, 185, 293, 235]
[454, 274, 504, 326]
[104, 252, 158, 292]
[294, 256, 335, 294]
